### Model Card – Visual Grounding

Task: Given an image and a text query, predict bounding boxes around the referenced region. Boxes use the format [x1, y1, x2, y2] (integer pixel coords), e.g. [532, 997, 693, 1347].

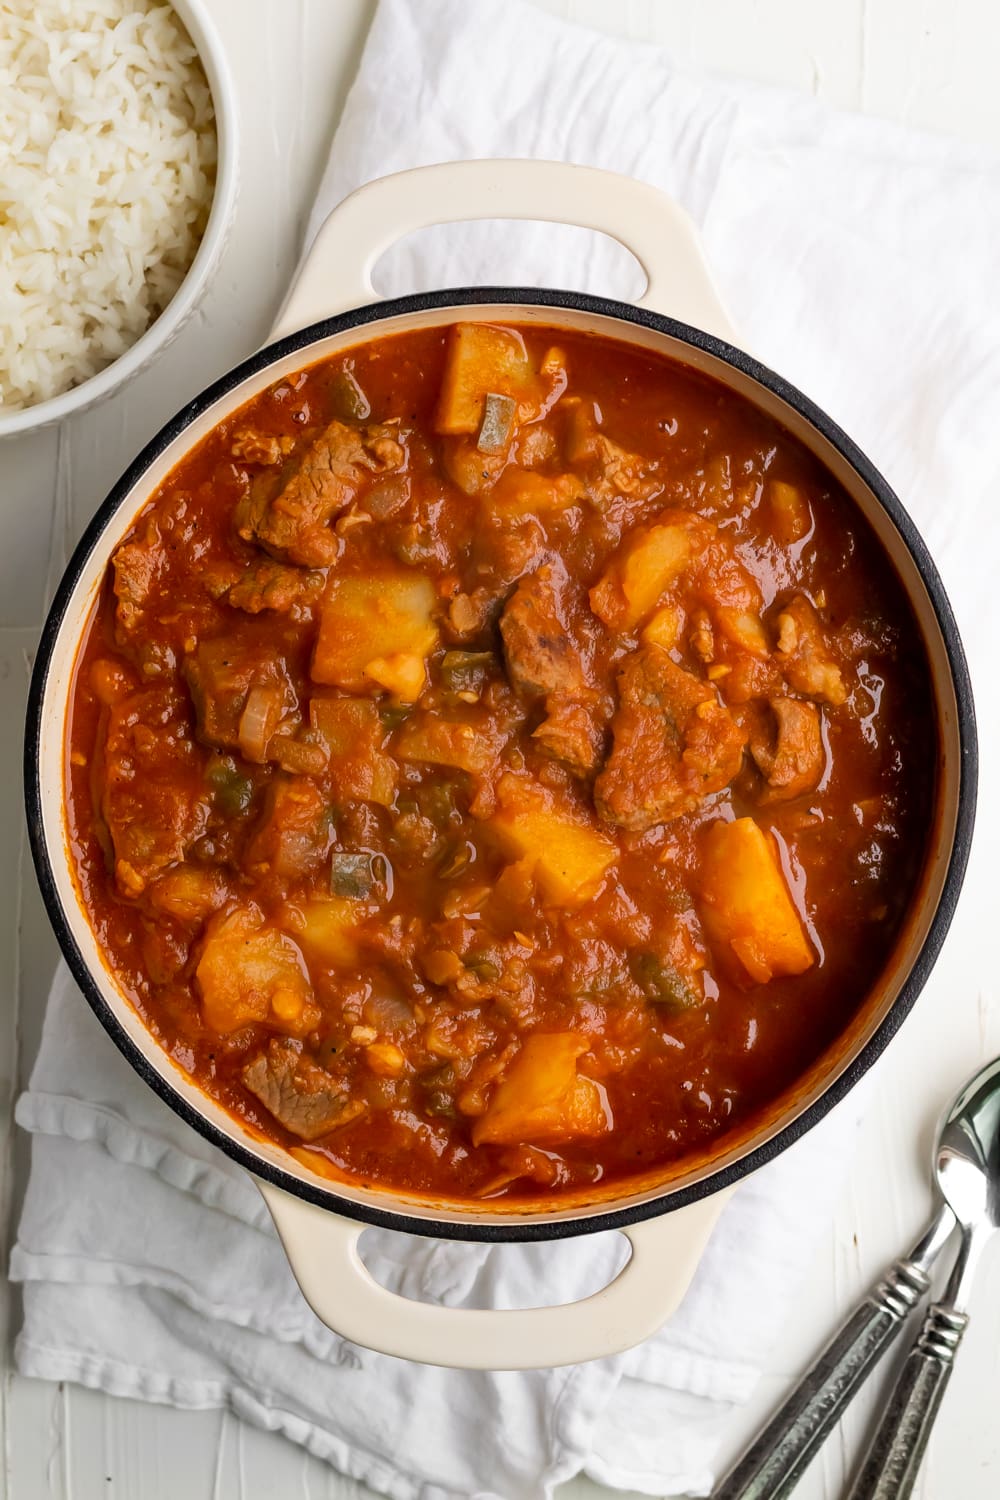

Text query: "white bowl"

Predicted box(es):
[0, 0, 239, 440]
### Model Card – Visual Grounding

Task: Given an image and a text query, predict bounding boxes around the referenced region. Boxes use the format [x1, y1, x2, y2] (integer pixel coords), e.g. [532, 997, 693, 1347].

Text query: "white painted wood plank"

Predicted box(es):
[533, 0, 867, 107]
[532, 0, 1000, 142]
[1, 630, 47, 1494]
[862, 0, 1000, 144]
[4, 1, 999, 1497]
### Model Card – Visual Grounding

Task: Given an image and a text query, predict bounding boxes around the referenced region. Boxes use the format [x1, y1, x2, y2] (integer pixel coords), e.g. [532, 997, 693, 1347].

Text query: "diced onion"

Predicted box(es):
[363, 993, 414, 1031]
[477, 392, 516, 454]
[330, 852, 376, 900]
[238, 684, 283, 762]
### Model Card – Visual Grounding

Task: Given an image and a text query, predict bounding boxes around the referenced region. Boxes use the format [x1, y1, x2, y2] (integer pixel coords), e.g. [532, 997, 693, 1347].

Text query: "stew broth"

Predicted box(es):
[66, 323, 935, 1202]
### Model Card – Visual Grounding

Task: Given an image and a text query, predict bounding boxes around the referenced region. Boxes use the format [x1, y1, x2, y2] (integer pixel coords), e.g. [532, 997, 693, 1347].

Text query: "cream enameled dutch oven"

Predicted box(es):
[26, 161, 977, 1370]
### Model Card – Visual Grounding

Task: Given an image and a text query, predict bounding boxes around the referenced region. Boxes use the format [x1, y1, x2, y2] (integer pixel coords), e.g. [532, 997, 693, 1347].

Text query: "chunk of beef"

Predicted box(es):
[231, 428, 296, 466]
[595, 646, 747, 830]
[227, 559, 325, 615]
[183, 638, 297, 757]
[234, 420, 406, 567]
[585, 434, 660, 504]
[446, 518, 547, 640]
[531, 700, 603, 777]
[500, 562, 603, 775]
[775, 595, 848, 705]
[243, 1040, 365, 1141]
[472, 517, 545, 596]
[750, 697, 825, 803]
[501, 562, 587, 700]
[102, 687, 210, 896]
[566, 401, 661, 507]
[111, 533, 165, 636]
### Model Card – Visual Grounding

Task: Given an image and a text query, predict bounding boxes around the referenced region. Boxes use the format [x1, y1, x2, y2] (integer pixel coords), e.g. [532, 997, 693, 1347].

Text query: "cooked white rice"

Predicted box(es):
[0, 0, 217, 410]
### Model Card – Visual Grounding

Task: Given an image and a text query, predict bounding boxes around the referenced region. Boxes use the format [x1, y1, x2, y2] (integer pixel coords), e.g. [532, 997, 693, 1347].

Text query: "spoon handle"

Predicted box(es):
[844, 1302, 968, 1500]
[712, 1257, 931, 1500]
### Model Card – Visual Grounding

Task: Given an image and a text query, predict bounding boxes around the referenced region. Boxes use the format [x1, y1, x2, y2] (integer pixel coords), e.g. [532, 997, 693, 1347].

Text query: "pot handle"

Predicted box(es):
[270, 158, 738, 344]
[259, 1180, 728, 1369]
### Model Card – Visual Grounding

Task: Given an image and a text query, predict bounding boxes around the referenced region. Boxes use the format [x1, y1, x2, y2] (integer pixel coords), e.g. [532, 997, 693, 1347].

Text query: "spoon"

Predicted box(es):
[713, 1056, 1000, 1500]
[712, 1206, 954, 1500]
[846, 1055, 1000, 1499]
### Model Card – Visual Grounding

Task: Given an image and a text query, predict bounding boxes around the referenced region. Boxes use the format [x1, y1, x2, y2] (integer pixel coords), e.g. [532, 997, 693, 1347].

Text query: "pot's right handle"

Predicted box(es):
[260, 1181, 729, 1370]
[271, 158, 738, 344]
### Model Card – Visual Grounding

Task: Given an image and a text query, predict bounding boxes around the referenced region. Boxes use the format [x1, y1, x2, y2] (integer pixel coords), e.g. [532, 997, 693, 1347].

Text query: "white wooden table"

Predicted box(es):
[3, 2, 999, 1496]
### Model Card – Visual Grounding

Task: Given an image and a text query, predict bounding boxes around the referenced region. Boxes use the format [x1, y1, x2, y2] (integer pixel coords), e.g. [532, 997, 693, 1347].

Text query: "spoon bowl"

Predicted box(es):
[936, 1056, 1000, 1232]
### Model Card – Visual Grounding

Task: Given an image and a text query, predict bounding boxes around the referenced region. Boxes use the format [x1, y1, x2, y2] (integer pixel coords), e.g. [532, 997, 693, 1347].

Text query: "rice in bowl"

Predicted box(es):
[0, 0, 217, 411]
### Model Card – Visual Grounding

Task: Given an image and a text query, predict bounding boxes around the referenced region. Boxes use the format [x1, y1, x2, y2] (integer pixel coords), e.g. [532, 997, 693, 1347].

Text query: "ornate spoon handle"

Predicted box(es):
[713, 1210, 954, 1500]
[844, 1302, 967, 1500]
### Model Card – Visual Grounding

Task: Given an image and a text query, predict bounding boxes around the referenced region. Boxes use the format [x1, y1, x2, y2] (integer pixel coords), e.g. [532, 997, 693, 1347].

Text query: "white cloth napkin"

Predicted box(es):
[13, 1, 1000, 1496]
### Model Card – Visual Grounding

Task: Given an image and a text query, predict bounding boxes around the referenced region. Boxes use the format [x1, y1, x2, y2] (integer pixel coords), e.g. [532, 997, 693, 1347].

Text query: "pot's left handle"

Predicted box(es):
[270, 158, 738, 344]
[259, 1181, 727, 1370]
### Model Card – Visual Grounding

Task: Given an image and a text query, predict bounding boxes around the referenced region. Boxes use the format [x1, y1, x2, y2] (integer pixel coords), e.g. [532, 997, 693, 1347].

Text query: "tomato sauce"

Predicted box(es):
[65, 323, 935, 1202]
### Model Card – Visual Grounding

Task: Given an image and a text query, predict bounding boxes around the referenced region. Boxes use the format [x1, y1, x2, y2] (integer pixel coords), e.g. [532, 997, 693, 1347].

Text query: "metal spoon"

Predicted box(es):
[713, 1057, 1000, 1500]
[712, 1204, 954, 1500]
[846, 1055, 1000, 1500]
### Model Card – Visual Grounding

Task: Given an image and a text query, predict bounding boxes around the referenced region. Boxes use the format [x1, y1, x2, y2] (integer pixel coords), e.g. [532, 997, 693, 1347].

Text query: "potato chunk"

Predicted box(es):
[363, 653, 427, 700]
[491, 466, 584, 516]
[591, 512, 713, 631]
[696, 551, 770, 660]
[147, 866, 229, 925]
[309, 697, 396, 806]
[284, 896, 370, 967]
[435, 323, 533, 434]
[697, 818, 813, 984]
[396, 708, 501, 778]
[490, 774, 617, 905]
[312, 571, 438, 697]
[641, 603, 685, 651]
[472, 1033, 608, 1146]
[196, 906, 320, 1034]
[767, 480, 812, 545]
